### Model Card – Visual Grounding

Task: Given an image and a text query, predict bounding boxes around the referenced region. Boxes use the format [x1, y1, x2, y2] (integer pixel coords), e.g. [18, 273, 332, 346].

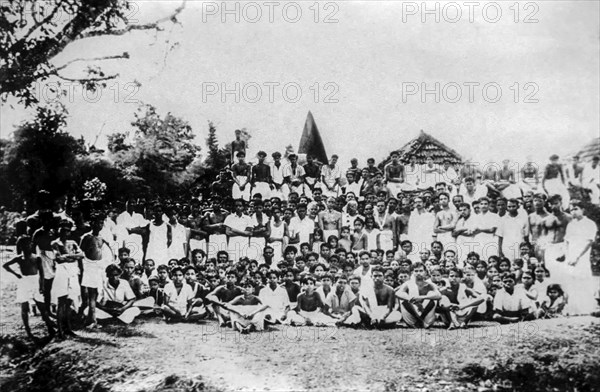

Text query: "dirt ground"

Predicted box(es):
[1, 247, 599, 392]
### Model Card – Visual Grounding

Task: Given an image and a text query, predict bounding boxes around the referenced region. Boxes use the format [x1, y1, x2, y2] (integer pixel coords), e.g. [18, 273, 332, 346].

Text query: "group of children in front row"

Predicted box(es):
[4, 217, 568, 339]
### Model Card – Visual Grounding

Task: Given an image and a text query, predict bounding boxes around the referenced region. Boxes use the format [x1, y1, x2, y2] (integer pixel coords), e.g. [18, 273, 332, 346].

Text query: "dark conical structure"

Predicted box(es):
[298, 111, 328, 164]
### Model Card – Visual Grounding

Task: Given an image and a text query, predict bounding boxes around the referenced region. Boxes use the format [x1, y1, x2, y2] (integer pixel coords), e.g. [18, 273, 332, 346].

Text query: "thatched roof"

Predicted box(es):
[576, 138, 600, 161]
[382, 130, 463, 166]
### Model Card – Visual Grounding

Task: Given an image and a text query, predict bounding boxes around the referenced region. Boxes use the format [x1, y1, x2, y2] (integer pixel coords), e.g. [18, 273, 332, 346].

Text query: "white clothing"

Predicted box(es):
[459, 185, 487, 206]
[37, 248, 56, 280]
[207, 234, 228, 259]
[99, 278, 136, 303]
[252, 181, 271, 199]
[344, 182, 362, 198]
[442, 166, 459, 185]
[544, 178, 570, 209]
[497, 214, 529, 261]
[493, 287, 530, 313]
[289, 216, 314, 245]
[52, 261, 81, 309]
[116, 211, 147, 263]
[189, 238, 206, 254]
[454, 216, 478, 265]
[224, 213, 253, 261]
[420, 163, 442, 189]
[100, 218, 119, 259]
[232, 175, 251, 201]
[259, 285, 290, 319]
[404, 164, 421, 186]
[342, 213, 363, 229]
[473, 212, 500, 259]
[365, 229, 381, 251]
[168, 223, 188, 260]
[146, 222, 169, 266]
[270, 163, 288, 200]
[16, 274, 44, 304]
[563, 217, 598, 314]
[407, 210, 435, 253]
[379, 230, 394, 252]
[268, 221, 286, 260]
[81, 257, 105, 289]
[581, 163, 600, 205]
[163, 282, 195, 314]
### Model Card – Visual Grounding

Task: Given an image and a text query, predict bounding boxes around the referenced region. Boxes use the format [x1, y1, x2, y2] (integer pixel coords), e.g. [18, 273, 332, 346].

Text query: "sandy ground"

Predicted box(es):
[1, 246, 599, 392]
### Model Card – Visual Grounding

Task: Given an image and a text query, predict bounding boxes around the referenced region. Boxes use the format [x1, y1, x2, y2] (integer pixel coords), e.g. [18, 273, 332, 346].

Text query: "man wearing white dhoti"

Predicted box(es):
[542, 155, 569, 209]
[224, 199, 253, 262]
[319, 155, 342, 198]
[497, 199, 530, 262]
[251, 151, 272, 199]
[283, 154, 306, 196]
[581, 156, 600, 205]
[563, 201, 599, 315]
[202, 197, 229, 259]
[231, 151, 251, 202]
[407, 196, 435, 254]
[385, 151, 416, 196]
[543, 195, 572, 281]
[116, 199, 147, 263]
[433, 192, 458, 250]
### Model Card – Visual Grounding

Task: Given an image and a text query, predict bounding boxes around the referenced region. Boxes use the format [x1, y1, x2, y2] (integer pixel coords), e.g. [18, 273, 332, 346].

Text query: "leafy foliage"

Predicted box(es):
[0, 0, 186, 106]
[204, 121, 229, 172]
[2, 104, 86, 205]
[108, 104, 201, 197]
[106, 132, 131, 153]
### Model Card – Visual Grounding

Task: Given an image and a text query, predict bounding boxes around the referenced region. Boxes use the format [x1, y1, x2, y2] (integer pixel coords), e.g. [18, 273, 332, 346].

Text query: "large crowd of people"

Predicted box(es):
[3, 136, 600, 339]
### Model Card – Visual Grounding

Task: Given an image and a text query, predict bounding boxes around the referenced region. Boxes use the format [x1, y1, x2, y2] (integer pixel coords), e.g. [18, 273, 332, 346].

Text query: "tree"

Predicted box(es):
[3, 103, 86, 205]
[73, 153, 136, 203]
[204, 121, 229, 171]
[107, 131, 131, 153]
[0, 0, 187, 106]
[108, 104, 201, 197]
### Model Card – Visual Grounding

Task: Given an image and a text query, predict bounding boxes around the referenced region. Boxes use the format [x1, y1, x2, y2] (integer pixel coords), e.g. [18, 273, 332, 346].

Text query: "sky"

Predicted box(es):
[1, 1, 599, 170]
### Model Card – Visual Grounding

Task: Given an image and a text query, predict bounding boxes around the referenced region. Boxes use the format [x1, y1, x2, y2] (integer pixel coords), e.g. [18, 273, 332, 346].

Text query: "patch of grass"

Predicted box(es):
[139, 374, 224, 392]
[0, 344, 141, 392]
[460, 324, 600, 392]
[0, 334, 34, 359]
[99, 322, 156, 338]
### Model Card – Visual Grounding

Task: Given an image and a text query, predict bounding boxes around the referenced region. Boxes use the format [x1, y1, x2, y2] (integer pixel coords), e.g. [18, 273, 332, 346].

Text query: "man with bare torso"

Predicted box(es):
[32, 210, 57, 313]
[80, 214, 113, 329]
[496, 159, 521, 199]
[520, 156, 540, 193]
[543, 195, 572, 280]
[318, 197, 342, 242]
[396, 262, 442, 328]
[202, 197, 228, 259]
[231, 129, 246, 161]
[542, 154, 569, 209]
[529, 193, 550, 263]
[361, 266, 402, 327]
[433, 192, 458, 250]
[374, 200, 396, 251]
[385, 151, 415, 196]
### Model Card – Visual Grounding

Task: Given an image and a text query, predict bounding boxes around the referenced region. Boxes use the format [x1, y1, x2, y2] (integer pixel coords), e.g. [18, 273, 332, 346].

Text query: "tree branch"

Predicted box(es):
[21, 0, 66, 42]
[1, 0, 187, 103]
[54, 73, 119, 83]
[54, 52, 130, 71]
[76, 0, 187, 40]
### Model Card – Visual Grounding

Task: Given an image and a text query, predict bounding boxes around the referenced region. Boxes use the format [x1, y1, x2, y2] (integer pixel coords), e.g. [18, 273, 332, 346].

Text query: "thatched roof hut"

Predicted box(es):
[576, 138, 600, 161]
[381, 130, 463, 166]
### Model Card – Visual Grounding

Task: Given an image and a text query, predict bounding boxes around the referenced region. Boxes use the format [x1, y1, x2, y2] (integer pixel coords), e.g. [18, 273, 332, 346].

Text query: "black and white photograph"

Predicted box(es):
[0, 1, 599, 391]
